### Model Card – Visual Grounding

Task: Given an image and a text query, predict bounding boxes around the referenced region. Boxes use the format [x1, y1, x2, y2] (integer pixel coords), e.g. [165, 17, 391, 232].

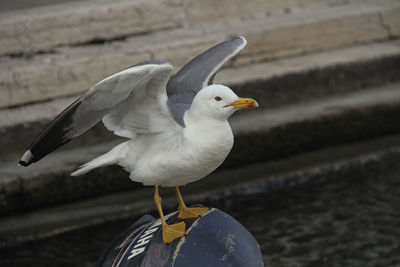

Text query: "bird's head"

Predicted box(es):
[190, 84, 258, 121]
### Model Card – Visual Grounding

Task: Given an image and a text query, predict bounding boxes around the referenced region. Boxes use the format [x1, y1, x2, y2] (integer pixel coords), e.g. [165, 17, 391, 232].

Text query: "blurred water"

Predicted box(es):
[0, 167, 399, 266]
[224, 173, 400, 266]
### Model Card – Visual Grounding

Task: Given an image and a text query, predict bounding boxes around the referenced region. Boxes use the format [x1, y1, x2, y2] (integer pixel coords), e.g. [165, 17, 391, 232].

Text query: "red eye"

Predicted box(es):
[215, 96, 222, 101]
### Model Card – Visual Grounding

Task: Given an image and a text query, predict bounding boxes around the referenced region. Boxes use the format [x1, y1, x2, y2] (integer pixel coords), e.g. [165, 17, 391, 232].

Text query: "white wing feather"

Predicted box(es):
[103, 66, 181, 138]
[19, 61, 178, 167]
[102, 63, 181, 138]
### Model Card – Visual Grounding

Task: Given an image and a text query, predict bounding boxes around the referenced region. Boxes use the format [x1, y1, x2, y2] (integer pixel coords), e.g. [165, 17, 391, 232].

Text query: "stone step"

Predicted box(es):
[0, 0, 183, 56]
[1, 80, 400, 217]
[2, 0, 396, 56]
[1, 0, 399, 108]
[1, 40, 399, 162]
[2, 131, 400, 247]
[228, 82, 400, 168]
[2, 0, 400, 249]
[217, 40, 400, 109]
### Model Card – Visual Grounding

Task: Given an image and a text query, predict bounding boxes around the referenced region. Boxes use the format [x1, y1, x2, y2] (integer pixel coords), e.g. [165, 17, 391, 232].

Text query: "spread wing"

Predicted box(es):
[19, 61, 176, 166]
[166, 36, 247, 126]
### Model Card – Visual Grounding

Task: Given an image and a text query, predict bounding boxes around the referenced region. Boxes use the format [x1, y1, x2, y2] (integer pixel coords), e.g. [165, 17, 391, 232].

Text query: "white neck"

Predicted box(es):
[184, 108, 226, 126]
[183, 109, 233, 146]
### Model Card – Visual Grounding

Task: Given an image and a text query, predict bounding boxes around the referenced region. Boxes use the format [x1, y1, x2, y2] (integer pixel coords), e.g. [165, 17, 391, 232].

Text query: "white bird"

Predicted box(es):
[19, 36, 258, 243]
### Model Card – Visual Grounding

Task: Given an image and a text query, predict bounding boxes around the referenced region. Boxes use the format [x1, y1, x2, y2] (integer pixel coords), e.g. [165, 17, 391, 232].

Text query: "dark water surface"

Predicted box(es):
[1, 168, 399, 267]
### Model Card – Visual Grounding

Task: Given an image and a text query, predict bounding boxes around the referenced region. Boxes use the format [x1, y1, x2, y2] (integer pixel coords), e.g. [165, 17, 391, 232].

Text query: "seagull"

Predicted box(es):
[19, 36, 258, 243]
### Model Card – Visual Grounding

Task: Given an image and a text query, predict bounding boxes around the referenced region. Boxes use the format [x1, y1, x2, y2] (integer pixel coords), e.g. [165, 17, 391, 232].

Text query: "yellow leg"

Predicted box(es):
[154, 186, 186, 243]
[175, 186, 209, 219]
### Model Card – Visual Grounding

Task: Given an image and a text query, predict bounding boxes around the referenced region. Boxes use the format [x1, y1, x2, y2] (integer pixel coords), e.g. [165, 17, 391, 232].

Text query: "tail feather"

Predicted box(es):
[71, 142, 128, 176]
[71, 155, 113, 176]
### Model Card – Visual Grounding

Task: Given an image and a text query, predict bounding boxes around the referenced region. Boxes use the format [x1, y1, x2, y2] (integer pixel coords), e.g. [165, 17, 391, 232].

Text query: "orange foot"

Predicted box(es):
[178, 207, 210, 219]
[162, 221, 186, 243]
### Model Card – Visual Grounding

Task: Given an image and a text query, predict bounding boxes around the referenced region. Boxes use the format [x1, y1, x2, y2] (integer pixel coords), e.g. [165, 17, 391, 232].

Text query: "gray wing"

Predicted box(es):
[166, 36, 247, 126]
[19, 61, 174, 166]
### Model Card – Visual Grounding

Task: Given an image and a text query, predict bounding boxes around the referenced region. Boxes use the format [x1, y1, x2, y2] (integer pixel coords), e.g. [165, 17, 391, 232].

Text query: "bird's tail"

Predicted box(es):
[71, 142, 128, 176]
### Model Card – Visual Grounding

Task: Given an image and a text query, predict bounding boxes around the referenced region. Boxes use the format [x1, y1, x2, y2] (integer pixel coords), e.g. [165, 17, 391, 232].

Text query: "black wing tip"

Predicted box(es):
[18, 160, 29, 167]
[19, 150, 33, 167]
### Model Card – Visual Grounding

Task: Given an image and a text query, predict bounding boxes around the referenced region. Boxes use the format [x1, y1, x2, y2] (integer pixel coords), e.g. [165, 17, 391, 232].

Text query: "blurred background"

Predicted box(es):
[0, 0, 400, 266]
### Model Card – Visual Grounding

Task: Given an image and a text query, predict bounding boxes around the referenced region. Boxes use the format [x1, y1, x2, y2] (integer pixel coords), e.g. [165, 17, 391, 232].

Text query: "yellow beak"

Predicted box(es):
[227, 97, 259, 109]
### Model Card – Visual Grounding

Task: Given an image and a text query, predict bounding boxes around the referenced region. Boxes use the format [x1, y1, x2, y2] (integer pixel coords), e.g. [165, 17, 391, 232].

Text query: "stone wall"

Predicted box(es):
[1, 0, 400, 247]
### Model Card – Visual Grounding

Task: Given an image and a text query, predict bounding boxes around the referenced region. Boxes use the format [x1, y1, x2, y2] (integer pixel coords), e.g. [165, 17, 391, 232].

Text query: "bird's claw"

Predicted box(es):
[162, 221, 186, 243]
[178, 207, 210, 219]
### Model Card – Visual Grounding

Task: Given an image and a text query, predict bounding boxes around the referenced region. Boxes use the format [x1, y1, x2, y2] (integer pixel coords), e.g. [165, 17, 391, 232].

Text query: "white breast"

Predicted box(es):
[127, 120, 234, 187]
